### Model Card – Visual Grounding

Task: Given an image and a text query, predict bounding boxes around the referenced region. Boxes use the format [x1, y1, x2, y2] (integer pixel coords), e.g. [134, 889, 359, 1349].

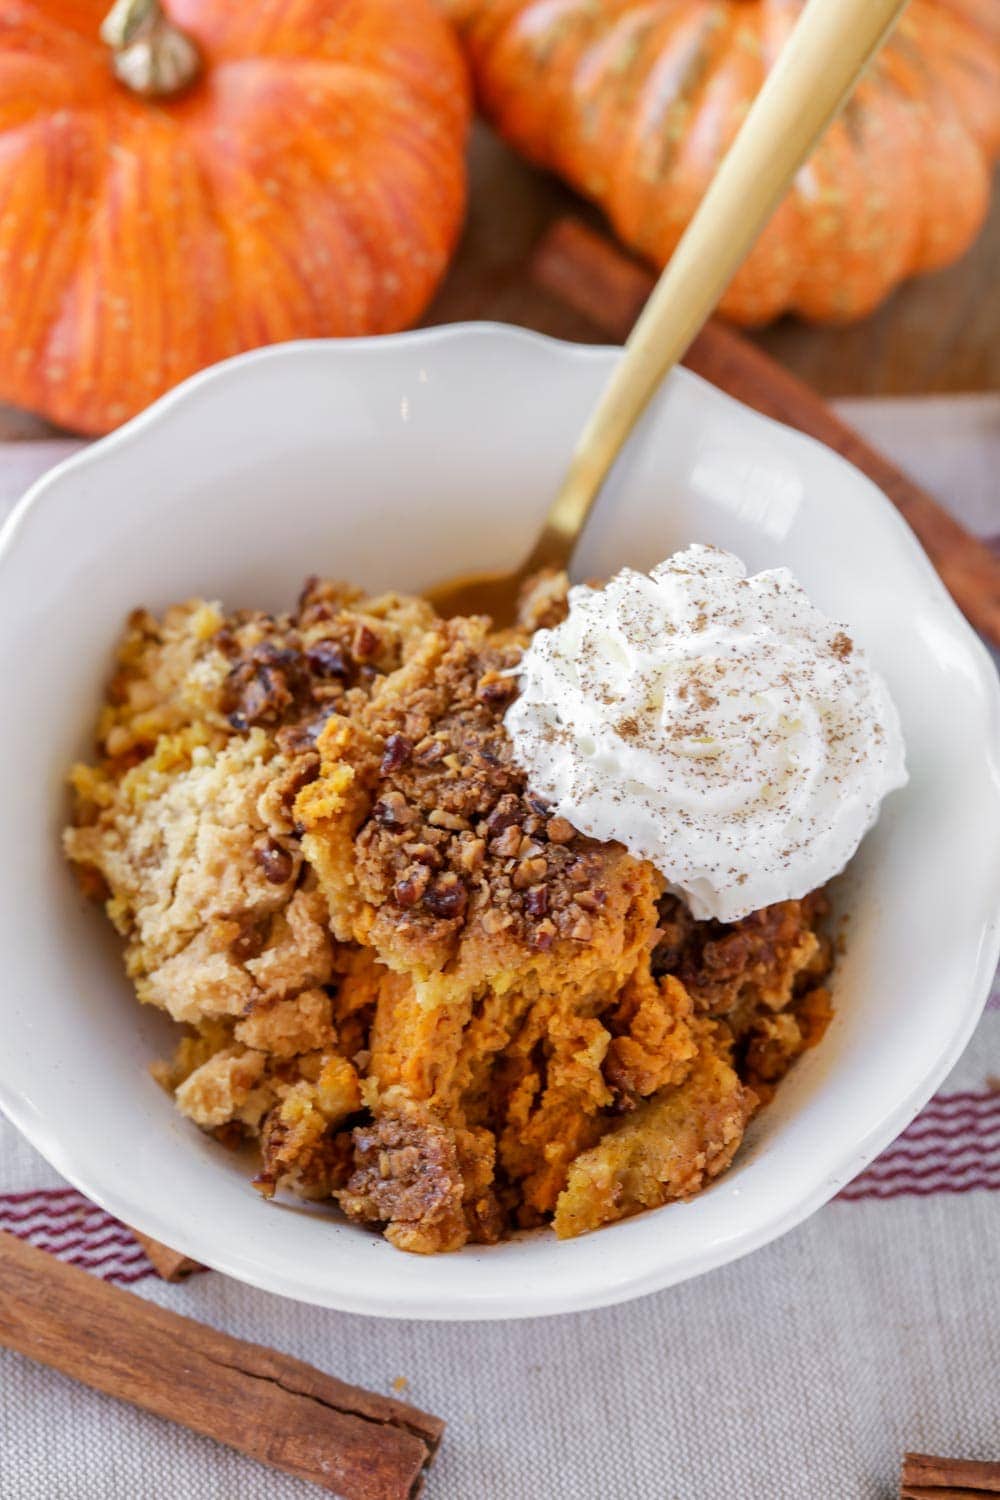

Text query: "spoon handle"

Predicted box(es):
[530, 0, 910, 571]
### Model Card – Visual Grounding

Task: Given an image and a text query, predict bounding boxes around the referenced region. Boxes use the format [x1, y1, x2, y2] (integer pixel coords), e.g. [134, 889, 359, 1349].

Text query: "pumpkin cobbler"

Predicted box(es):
[64, 575, 833, 1253]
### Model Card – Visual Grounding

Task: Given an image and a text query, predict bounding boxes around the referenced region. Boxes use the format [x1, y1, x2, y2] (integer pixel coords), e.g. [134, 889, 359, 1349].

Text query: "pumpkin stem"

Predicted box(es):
[101, 0, 201, 99]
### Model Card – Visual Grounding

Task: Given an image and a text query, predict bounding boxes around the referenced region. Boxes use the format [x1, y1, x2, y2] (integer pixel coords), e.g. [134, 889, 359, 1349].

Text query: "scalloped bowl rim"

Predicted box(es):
[0, 324, 998, 1320]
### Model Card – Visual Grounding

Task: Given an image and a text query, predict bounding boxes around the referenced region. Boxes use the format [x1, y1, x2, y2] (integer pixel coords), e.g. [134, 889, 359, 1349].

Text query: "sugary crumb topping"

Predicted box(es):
[65, 571, 833, 1253]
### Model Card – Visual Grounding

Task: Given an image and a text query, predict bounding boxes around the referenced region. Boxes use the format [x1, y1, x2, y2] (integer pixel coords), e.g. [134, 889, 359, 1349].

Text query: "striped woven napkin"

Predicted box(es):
[3, 1054, 996, 1286]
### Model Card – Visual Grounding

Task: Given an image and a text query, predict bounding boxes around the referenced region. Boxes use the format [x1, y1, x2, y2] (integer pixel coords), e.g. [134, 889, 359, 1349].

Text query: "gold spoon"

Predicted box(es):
[427, 0, 909, 625]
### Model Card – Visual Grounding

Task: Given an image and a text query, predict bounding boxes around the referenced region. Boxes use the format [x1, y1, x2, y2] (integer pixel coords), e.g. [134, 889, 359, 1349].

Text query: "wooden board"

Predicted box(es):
[1, 126, 994, 443]
[425, 127, 1000, 397]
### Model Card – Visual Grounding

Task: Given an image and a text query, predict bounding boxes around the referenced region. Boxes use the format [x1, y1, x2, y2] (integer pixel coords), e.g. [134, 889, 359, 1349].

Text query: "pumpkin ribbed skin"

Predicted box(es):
[444, 0, 1000, 324]
[0, 1, 470, 433]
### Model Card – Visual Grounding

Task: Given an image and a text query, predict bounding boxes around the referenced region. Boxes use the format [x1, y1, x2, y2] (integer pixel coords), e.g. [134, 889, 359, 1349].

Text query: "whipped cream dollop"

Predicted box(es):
[506, 544, 907, 921]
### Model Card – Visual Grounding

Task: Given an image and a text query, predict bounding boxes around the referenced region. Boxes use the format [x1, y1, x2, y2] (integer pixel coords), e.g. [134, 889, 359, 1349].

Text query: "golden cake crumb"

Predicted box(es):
[64, 574, 833, 1251]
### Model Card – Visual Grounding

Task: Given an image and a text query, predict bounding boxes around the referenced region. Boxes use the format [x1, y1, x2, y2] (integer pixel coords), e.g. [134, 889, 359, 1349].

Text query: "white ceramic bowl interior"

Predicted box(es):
[1, 326, 998, 1319]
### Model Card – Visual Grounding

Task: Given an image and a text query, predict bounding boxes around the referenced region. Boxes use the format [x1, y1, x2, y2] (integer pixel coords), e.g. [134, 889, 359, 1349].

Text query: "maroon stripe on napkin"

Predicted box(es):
[4, 1086, 998, 1272]
[0, 1188, 160, 1285]
[839, 1088, 1000, 1202]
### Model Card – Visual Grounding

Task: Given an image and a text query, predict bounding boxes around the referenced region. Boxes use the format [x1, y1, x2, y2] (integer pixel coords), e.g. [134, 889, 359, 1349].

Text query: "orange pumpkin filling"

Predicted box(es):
[64, 574, 833, 1252]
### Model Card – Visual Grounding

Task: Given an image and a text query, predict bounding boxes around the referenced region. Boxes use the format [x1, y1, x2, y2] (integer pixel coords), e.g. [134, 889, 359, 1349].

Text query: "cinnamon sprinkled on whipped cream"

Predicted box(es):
[506, 545, 907, 921]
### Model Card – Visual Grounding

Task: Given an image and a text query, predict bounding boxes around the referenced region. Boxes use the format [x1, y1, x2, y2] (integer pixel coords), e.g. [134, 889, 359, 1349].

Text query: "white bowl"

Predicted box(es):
[1, 327, 998, 1320]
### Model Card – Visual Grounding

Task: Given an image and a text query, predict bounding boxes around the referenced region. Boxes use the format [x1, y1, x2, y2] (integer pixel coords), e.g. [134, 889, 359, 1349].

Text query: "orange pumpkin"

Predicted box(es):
[443, 0, 1000, 324]
[0, 0, 470, 434]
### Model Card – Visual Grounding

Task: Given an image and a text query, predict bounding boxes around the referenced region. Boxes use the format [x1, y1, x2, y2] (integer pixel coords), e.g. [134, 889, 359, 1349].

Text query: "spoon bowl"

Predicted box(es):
[425, 565, 538, 627]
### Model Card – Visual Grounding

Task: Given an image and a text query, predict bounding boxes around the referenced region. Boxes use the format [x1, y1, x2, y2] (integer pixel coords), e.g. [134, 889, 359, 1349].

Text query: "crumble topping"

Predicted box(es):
[64, 572, 834, 1252]
[298, 612, 637, 972]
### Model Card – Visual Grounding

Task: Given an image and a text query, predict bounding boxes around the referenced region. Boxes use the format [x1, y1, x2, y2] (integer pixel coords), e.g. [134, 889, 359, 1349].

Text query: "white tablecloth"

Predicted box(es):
[1, 396, 998, 1500]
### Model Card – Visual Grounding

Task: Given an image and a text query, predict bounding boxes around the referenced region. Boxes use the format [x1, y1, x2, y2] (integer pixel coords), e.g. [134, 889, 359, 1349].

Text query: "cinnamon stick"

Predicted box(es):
[0, 1231, 443, 1499]
[901, 1452, 1000, 1498]
[128, 1227, 203, 1282]
[531, 217, 1000, 650]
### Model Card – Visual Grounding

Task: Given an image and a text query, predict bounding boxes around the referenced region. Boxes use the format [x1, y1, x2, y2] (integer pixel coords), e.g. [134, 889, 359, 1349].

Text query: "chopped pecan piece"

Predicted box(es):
[394, 867, 430, 908]
[380, 734, 413, 776]
[255, 838, 295, 886]
[524, 886, 549, 918]
[476, 670, 517, 704]
[306, 640, 350, 679]
[373, 792, 414, 830]
[546, 816, 575, 844]
[221, 642, 311, 731]
[353, 624, 380, 661]
[485, 794, 523, 839]
[424, 874, 468, 919]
